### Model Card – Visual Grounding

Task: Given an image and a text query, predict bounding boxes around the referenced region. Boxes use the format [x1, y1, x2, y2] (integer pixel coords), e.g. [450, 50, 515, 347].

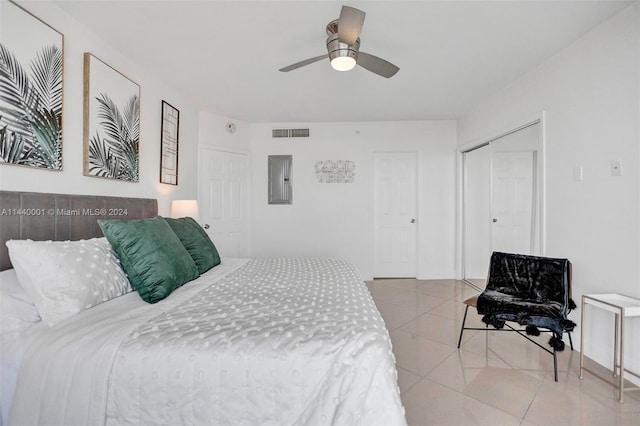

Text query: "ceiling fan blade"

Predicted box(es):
[279, 55, 328, 72]
[338, 6, 365, 45]
[357, 52, 399, 78]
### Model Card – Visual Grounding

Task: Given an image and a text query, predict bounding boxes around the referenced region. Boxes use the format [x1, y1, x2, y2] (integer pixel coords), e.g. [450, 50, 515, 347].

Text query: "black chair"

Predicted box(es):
[457, 251, 576, 382]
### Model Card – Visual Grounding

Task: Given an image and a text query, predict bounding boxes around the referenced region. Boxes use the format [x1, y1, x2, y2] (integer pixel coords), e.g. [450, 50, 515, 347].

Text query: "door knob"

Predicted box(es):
[410, 218, 416, 223]
[492, 218, 498, 223]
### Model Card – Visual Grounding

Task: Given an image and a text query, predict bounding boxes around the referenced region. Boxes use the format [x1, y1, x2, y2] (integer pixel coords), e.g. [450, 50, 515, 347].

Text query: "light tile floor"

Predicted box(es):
[366, 278, 640, 426]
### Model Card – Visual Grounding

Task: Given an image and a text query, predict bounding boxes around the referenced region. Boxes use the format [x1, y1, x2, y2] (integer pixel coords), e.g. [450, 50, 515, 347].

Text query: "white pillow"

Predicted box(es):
[6, 238, 132, 326]
[0, 269, 41, 333]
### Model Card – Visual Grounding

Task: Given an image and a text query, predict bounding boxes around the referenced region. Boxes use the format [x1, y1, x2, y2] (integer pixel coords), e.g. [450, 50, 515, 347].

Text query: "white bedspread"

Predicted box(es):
[9, 258, 406, 426]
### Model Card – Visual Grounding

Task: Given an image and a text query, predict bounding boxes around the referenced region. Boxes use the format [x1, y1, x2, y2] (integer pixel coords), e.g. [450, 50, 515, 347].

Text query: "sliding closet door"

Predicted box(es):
[490, 123, 541, 256]
[463, 145, 492, 286]
[462, 121, 542, 288]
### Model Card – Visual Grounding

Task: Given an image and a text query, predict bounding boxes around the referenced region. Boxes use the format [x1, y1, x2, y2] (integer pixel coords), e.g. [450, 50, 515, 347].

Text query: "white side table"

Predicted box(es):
[579, 293, 640, 402]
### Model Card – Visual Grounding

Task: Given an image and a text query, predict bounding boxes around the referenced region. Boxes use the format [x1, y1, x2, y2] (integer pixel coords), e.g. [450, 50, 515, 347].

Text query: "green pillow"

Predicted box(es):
[98, 216, 199, 304]
[164, 217, 221, 274]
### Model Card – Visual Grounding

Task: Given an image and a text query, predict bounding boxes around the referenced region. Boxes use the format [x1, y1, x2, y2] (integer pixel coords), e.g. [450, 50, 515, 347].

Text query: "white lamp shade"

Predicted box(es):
[171, 200, 199, 220]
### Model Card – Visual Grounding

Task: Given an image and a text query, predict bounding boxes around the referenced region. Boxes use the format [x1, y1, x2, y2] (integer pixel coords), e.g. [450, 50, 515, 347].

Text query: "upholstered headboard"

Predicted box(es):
[0, 191, 158, 271]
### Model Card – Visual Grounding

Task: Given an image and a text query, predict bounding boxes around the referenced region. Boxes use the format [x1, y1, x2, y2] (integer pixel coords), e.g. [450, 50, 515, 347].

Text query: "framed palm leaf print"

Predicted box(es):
[83, 53, 140, 182]
[0, 0, 63, 170]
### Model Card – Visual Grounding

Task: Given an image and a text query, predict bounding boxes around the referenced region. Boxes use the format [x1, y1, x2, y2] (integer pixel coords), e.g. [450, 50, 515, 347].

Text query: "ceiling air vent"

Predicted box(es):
[272, 128, 310, 138]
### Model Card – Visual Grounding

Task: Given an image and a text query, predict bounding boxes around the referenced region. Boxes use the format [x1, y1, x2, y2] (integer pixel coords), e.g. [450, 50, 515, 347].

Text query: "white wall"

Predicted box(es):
[458, 4, 640, 381]
[0, 1, 201, 216]
[198, 111, 250, 151]
[249, 121, 457, 280]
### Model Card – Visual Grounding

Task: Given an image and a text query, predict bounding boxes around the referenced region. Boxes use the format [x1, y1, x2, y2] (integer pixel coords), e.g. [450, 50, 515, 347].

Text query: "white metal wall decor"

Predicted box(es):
[315, 160, 355, 183]
[0, 1, 64, 170]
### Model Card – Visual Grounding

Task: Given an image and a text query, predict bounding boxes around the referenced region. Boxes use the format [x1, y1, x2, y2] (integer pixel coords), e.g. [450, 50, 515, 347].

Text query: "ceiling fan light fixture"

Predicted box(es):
[279, 6, 399, 78]
[326, 32, 359, 72]
[331, 56, 356, 71]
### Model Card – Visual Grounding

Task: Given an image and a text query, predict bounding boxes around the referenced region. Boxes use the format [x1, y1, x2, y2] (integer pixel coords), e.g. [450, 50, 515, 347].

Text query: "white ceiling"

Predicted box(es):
[52, 0, 632, 123]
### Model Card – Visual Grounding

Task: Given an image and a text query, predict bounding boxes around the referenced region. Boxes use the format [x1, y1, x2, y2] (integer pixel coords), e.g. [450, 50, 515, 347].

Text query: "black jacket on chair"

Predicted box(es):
[476, 251, 576, 349]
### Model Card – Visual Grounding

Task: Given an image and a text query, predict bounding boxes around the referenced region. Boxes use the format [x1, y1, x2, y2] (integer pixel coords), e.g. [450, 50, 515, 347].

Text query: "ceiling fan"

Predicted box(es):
[279, 5, 399, 78]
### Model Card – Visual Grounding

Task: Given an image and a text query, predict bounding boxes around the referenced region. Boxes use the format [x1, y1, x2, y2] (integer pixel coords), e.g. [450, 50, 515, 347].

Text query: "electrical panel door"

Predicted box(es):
[268, 155, 292, 204]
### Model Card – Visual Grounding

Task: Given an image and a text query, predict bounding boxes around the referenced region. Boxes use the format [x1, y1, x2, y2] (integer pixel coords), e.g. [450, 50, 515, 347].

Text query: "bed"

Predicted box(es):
[0, 191, 406, 426]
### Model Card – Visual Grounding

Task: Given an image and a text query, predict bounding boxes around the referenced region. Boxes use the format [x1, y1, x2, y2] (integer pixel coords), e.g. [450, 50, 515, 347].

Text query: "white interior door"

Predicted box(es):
[373, 152, 418, 278]
[199, 147, 250, 258]
[491, 151, 535, 254]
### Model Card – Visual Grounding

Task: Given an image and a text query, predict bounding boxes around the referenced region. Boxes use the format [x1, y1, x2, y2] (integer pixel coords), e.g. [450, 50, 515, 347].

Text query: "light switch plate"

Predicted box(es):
[573, 166, 583, 182]
[610, 160, 622, 176]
